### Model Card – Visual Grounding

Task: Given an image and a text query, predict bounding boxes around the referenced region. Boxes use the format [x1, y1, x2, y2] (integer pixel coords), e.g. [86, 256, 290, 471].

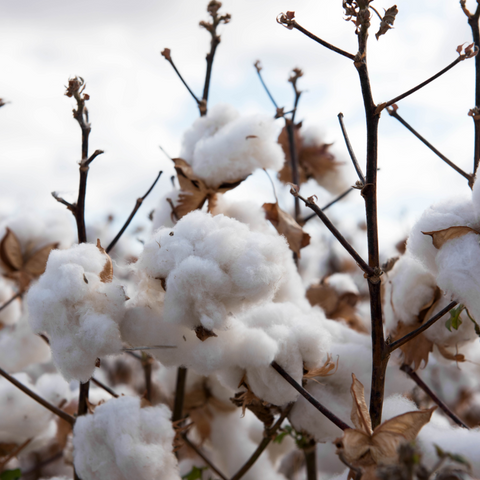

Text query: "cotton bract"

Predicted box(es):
[27, 243, 126, 382]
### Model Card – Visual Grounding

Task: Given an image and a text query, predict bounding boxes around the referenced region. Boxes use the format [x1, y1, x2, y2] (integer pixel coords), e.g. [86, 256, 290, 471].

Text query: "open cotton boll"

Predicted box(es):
[136, 211, 289, 331]
[435, 233, 480, 322]
[383, 254, 437, 331]
[0, 312, 51, 373]
[180, 103, 284, 187]
[73, 396, 180, 480]
[0, 277, 21, 327]
[27, 243, 126, 382]
[407, 195, 474, 274]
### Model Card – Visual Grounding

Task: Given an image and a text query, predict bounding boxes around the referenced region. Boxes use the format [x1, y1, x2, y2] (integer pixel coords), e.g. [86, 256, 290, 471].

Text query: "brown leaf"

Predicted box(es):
[394, 321, 433, 371]
[436, 344, 466, 363]
[350, 373, 373, 435]
[263, 202, 310, 256]
[96, 239, 113, 283]
[23, 242, 58, 276]
[375, 5, 398, 40]
[423, 226, 479, 249]
[301, 143, 342, 187]
[0, 228, 23, 271]
[303, 354, 338, 379]
[195, 325, 218, 341]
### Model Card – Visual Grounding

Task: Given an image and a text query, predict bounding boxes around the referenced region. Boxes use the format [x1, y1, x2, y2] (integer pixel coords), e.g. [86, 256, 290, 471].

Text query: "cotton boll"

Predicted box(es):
[0, 312, 51, 373]
[73, 396, 180, 480]
[407, 195, 474, 274]
[27, 243, 126, 382]
[0, 277, 21, 327]
[181, 104, 284, 187]
[35, 373, 72, 406]
[383, 254, 437, 331]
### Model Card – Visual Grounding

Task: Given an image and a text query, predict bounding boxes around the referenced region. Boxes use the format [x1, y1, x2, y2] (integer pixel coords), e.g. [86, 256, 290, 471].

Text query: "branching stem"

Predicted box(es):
[303, 187, 354, 224]
[338, 113, 365, 185]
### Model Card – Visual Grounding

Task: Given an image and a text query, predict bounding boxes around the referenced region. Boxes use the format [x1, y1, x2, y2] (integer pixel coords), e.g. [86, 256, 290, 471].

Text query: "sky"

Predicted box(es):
[0, 0, 478, 257]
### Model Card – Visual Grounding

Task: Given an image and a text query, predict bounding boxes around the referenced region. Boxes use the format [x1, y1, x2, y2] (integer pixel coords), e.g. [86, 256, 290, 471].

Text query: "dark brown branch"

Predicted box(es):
[0, 291, 21, 313]
[379, 56, 467, 113]
[338, 113, 365, 185]
[286, 121, 301, 223]
[172, 366, 188, 422]
[303, 439, 317, 480]
[141, 353, 153, 403]
[400, 364, 469, 429]
[303, 187, 354, 224]
[270, 361, 351, 431]
[387, 107, 473, 184]
[106, 170, 162, 254]
[0, 366, 75, 426]
[161, 49, 201, 106]
[230, 403, 294, 480]
[84, 149, 104, 168]
[77, 381, 90, 417]
[388, 301, 457, 354]
[254, 61, 279, 109]
[51, 192, 75, 213]
[291, 190, 374, 277]
[183, 434, 228, 480]
[278, 17, 355, 60]
[91, 377, 119, 398]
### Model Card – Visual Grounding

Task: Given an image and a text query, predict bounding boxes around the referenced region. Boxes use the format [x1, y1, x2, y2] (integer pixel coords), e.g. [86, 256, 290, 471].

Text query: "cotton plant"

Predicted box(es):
[27, 241, 127, 382]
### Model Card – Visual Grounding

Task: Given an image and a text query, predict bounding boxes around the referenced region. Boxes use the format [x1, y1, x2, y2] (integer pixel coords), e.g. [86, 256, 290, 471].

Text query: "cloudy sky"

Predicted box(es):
[0, 0, 477, 255]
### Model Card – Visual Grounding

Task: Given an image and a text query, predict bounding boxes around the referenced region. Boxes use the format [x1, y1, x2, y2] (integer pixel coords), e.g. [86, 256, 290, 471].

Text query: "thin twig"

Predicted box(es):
[400, 364, 469, 429]
[379, 56, 467, 113]
[0, 291, 22, 313]
[51, 192, 75, 212]
[0, 366, 75, 426]
[254, 61, 279, 109]
[106, 170, 162, 253]
[161, 49, 201, 106]
[270, 361, 351, 431]
[388, 301, 457, 354]
[172, 366, 188, 422]
[183, 434, 228, 480]
[91, 377, 119, 398]
[230, 403, 294, 480]
[0, 438, 32, 470]
[338, 113, 365, 185]
[303, 187, 354, 224]
[291, 189, 374, 277]
[279, 18, 355, 61]
[387, 107, 473, 184]
[122, 345, 176, 351]
[159, 145, 173, 161]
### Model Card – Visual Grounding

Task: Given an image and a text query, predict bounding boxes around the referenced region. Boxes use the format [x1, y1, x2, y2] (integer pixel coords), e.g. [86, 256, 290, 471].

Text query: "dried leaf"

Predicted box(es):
[195, 325, 218, 341]
[423, 226, 479, 249]
[231, 387, 274, 427]
[436, 345, 466, 363]
[0, 228, 23, 271]
[394, 321, 433, 371]
[23, 242, 58, 276]
[263, 202, 310, 256]
[375, 5, 398, 40]
[303, 354, 338, 379]
[96, 239, 113, 283]
[350, 373, 373, 435]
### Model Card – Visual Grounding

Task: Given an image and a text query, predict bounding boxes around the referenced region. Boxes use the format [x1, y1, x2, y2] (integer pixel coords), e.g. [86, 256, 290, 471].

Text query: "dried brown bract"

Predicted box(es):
[375, 5, 398, 40]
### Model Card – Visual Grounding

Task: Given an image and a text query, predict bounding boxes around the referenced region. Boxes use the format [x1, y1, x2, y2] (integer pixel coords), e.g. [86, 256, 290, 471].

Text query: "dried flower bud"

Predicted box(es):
[161, 48, 171, 61]
[254, 60, 262, 73]
[65, 76, 85, 98]
[277, 12, 295, 29]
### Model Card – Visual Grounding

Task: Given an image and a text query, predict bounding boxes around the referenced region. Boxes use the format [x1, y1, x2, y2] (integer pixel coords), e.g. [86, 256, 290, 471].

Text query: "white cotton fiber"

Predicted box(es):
[0, 277, 21, 327]
[73, 396, 180, 480]
[152, 189, 180, 231]
[383, 254, 437, 331]
[27, 243, 126, 382]
[180, 104, 284, 187]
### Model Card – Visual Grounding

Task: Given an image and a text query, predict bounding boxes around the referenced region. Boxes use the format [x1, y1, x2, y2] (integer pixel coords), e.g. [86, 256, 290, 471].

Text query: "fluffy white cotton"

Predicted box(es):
[152, 189, 180, 231]
[135, 211, 290, 331]
[0, 276, 21, 327]
[27, 243, 126, 382]
[73, 396, 180, 480]
[326, 273, 359, 296]
[383, 254, 437, 331]
[180, 104, 284, 187]
[0, 312, 51, 373]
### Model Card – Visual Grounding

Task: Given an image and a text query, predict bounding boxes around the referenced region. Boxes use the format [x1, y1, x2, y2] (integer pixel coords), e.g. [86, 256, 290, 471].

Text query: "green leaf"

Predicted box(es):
[273, 431, 289, 444]
[434, 444, 445, 458]
[182, 466, 206, 480]
[448, 453, 471, 468]
[0, 470, 22, 480]
[465, 308, 480, 337]
[445, 305, 464, 332]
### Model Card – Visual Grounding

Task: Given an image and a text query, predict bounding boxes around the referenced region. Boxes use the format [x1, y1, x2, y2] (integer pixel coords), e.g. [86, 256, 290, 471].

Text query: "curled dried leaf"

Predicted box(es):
[350, 373, 373, 435]
[96, 239, 113, 283]
[23, 243, 58, 276]
[375, 5, 398, 40]
[303, 354, 338, 379]
[195, 325, 218, 341]
[436, 344, 466, 363]
[423, 226, 479, 249]
[0, 228, 23, 271]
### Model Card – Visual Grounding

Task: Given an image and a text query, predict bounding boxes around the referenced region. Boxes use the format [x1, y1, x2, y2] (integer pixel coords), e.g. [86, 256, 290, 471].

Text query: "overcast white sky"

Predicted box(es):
[0, 0, 477, 256]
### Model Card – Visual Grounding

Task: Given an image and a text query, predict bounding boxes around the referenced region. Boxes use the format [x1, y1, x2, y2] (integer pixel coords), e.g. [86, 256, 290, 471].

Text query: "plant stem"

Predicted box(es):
[286, 120, 301, 223]
[270, 361, 351, 431]
[141, 353, 153, 403]
[303, 439, 317, 480]
[387, 107, 473, 184]
[0, 291, 21, 313]
[182, 434, 228, 480]
[400, 364, 469, 429]
[106, 170, 162, 253]
[91, 377, 119, 398]
[338, 113, 365, 185]
[0, 366, 75, 426]
[292, 191, 374, 277]
[230, 403, 294, 480]
[172, 366, 187, 422]
[388, 301, 457, 354]
[303, 187, 354, 224]
[254, 61, 279, 109]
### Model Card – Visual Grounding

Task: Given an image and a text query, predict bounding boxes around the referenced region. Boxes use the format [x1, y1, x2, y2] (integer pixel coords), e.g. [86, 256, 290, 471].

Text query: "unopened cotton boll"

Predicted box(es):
[73, 396, 180, 480]
[27, 243, 126, 382]
[180, 103, 284, 187]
